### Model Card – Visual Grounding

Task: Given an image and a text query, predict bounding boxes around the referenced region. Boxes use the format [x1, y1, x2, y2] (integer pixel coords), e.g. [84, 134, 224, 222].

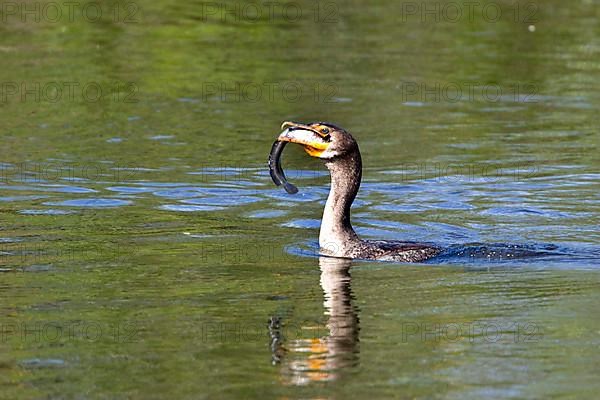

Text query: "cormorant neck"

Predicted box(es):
[319, 148, 362, 255]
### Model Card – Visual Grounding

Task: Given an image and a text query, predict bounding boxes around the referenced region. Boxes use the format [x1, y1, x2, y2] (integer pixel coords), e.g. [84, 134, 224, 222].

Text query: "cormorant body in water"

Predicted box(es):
[270, 121, 441, 262]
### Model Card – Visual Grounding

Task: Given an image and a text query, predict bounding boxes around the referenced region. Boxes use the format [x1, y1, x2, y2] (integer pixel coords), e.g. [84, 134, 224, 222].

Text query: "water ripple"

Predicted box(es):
[181, 196, 262, 206]
[152, 187, 205, 198]
[19, 209, 75, 215]
[158, 204, 225, 212]
[245, 209, 288, 218]
[44, 198, 132, 208]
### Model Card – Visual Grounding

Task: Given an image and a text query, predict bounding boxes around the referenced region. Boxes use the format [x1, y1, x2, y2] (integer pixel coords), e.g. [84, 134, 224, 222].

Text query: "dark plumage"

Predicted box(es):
[275, 121, 441, 262]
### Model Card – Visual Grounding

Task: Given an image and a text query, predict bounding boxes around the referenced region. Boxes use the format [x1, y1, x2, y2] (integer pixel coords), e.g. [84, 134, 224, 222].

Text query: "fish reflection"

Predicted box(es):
[269, 256, 360, 385]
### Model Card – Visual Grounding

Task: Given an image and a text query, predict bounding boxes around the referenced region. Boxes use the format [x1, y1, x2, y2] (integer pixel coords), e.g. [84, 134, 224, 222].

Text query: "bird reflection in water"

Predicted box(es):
[268, 256, 360, 385]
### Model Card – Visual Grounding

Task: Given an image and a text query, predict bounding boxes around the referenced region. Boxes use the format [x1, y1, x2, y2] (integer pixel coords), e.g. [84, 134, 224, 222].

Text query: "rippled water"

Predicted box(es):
[1, 0, 600, 398]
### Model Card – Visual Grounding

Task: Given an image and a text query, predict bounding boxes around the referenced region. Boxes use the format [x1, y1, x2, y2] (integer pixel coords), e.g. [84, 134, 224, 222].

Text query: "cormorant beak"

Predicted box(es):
[278, 121, 330, 158]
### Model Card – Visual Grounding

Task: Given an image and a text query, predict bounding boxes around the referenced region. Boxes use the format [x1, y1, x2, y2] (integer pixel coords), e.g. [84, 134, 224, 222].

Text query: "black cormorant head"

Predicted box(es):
[278, 121, 358, 160]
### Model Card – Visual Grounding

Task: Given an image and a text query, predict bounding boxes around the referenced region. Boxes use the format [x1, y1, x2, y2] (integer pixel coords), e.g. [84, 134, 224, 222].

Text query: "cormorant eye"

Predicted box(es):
[320, 128, 331, 141]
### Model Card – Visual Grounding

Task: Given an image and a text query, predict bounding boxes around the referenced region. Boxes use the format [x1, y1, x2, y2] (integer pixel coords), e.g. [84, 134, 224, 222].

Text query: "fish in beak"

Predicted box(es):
[278, 121, 331, 158]
[268, 121, 334, 194]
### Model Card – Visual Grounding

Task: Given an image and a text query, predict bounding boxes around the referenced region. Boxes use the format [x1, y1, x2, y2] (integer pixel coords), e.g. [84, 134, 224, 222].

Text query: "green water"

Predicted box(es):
[1, 0, 599, 398]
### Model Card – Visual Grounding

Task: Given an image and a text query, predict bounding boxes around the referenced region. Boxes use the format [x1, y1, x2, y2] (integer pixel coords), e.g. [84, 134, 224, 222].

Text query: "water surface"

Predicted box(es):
[1, 0, 599, 398]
